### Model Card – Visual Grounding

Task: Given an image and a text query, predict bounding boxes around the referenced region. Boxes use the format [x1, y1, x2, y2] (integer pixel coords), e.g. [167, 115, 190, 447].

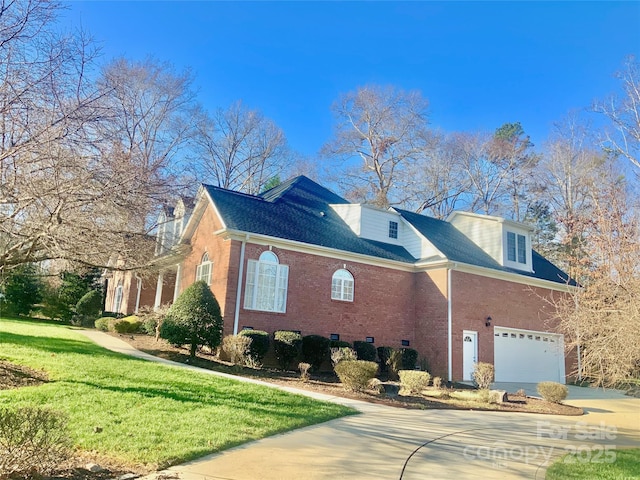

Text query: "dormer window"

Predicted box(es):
[507, 232, 527, 264]
[388, 221, 398, 239]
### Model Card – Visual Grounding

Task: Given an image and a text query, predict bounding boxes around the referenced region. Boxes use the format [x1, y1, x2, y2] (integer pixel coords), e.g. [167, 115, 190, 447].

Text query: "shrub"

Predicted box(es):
[160, 281, 223, 358]
[472, 362, 495, 390]
[334, 360, 379, 392]
[432, 376, 443, 390]
[222, 335, 252, 365]
[0, 406, 72, 477]
[329, 340, 351, 349]
[1, 264, 42, 316]
[301, 335, 331, 371]
[400, 348, 419, 370]
[138, 304, 170, 337]
[94, 317, 114, 332]
[399, 370, 431, 395]
[353, 341, 377, 361]
[376, 346, 392, 373]
[537, 381, 569, 403]
[387, 349, 403, 380]
[273, 330, 302, 370]
[75, 290, 103, 318]
[330, 347, 357, 366]
[298, 362, 311, 382]
[113, 316, 142, 334]
[239, 329, 270, 364]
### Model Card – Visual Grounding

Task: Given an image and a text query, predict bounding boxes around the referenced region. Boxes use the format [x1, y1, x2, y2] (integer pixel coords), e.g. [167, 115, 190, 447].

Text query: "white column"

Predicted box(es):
[154, 272, 164, 310]
[173, 265, 182, 302]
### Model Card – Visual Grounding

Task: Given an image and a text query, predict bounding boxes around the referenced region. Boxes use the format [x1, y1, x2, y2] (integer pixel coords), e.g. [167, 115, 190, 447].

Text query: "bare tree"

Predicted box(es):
[596, 56, 640, 170]
[322, 85, 430, 208]
[489, 122, 538, 221]
[403, 131, 469, 218]
[0, 2, 184, 273]
[553, 175, 640, 387]
[191, 101, 290, 194]
[536, 114, 606, 278]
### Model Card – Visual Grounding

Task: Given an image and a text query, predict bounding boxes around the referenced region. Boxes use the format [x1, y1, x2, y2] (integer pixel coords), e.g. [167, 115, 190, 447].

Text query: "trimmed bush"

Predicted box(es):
[330, 347, 357, 366]
[399, 370, 431, 395]
[75, 290, 102, 318]
[222, 335, 252, 365]
[0, 406, 72, 477]
[472, 362, 495, 390]
[273, 330, 302, 370]
[160, 281, 223, 358]
[113, 315, 142, 334]
[537, 381, 569, 403]
[330, 340, 351, 349]
[137, 304, 170, 337]
[301, 335, 331, 371]
[400, 348, 419, 370]
[334, 360, 379, 392]
[94, 317, 114, 332]
[239, 329, 270, 364]
[353, 341, 377, 361]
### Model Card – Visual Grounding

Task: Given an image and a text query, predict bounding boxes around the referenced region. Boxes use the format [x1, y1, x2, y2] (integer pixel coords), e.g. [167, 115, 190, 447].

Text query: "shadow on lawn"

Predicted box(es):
[0, 331, 122, 358]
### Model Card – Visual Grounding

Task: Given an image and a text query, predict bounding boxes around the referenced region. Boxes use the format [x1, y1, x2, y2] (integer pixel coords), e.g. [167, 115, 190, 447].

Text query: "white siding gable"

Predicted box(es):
[448, 212, 534, 273]
[330, 204, 441, 260]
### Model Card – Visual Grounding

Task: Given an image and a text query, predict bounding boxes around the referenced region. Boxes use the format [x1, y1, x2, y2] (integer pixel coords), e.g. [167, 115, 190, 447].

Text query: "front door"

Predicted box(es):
[462, 331, 478, 381]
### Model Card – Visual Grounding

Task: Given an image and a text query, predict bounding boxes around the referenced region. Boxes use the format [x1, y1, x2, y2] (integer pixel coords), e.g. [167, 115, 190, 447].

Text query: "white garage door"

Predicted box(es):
[494, 327, 565, 383]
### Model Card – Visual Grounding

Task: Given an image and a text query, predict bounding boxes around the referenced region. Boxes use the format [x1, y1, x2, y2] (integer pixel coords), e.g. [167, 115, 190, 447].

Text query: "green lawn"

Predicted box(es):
[546, 448, 640, 479]
[0, 318, 355, 468]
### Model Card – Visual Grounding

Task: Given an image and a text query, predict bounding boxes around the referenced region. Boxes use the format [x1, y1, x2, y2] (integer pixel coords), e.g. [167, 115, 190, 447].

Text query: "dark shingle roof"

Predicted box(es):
[396, 208, 573, 285]
[203, 176, 416, 263]
[202, 176, 572, 285]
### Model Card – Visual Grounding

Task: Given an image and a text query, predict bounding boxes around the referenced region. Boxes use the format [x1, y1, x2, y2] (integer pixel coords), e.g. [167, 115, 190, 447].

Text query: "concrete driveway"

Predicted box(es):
[79, 331, 639, 480]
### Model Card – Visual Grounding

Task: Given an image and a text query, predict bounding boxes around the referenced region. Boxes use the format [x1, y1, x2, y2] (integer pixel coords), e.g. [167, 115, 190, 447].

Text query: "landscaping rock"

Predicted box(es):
[86, 463, 105, 473]
[118, 473, 138, 480]
[382, 382, 400, 398]
[489, 390, 508, 404]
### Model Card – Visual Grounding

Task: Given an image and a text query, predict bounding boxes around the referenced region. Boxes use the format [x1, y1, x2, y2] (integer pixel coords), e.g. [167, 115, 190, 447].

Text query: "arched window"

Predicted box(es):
[114, 282, 124, 313]
[331, 269, 354, 302]
[244, 251, 289, 312]
[195, 252, 213, 285]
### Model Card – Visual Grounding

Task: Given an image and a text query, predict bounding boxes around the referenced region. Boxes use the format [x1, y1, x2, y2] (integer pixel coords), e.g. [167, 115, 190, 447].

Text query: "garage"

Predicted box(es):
[494, 327, 565, 383]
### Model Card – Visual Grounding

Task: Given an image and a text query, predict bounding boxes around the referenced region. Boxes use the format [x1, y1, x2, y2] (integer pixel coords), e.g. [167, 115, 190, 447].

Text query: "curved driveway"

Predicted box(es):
[79, 331, 639, 480]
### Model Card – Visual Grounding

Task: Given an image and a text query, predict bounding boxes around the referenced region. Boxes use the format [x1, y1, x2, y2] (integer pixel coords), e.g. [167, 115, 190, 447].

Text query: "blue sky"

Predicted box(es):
[64, 1, 640, 158]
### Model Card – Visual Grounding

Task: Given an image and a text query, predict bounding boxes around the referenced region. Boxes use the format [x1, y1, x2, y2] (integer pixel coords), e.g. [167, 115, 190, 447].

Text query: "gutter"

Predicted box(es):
[134, 274, 142, 314]
[233, 234, 249, 335]
[447, 266, 454, 382]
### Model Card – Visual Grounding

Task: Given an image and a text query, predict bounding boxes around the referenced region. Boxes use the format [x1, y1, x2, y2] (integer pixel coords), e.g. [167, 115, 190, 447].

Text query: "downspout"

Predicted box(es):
[233, 234, 249, 335]
[134, 274, 142, 314]
[447, 265, 456, 382]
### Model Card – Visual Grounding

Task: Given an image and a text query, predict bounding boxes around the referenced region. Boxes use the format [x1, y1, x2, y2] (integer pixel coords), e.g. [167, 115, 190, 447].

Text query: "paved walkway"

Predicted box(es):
[78, 331, 640, 480]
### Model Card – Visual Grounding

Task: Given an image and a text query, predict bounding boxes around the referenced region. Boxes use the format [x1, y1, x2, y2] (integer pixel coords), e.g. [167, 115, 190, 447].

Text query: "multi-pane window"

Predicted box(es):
[389, 221, 398, 239]
[195, 252, 212, 285]
[507, 232, 527, 264]
[331, 269, 354, 302]
[113, 283, 124, 313]
[244, 251, 289, 313]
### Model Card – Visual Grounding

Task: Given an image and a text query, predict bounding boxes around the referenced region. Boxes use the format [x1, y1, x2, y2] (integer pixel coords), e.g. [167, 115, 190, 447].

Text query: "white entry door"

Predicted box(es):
[462, 331, 477, 381]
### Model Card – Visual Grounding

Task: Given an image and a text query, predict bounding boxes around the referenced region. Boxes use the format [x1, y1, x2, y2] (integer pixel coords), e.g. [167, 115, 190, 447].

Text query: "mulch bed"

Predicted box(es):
[0, 360, 49, 390]
[114, 333, 584, 416]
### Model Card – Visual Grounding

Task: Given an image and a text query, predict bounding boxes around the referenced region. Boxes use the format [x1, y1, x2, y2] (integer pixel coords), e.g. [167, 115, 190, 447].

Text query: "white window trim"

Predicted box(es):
[113, 284, 124, 313]
[196, 253, 213, 285]
[244, 252, 289, 313]
[331, 269, 354, 302]
[505, 230, 531, 270]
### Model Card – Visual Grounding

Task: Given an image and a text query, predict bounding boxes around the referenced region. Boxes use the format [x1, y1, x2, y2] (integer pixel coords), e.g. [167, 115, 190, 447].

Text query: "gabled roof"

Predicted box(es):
[396, 208, 573, 285]
[199, 175, 572, 286]
[203, 176, 416, 263]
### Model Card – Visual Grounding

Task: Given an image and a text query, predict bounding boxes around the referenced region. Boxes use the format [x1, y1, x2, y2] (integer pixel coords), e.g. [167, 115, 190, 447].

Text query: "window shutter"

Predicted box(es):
[276, 264, 289, 313]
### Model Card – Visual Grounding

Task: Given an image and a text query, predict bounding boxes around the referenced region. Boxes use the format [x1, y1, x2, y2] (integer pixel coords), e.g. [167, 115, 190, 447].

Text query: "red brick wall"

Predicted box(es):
[178, 204, 234, 319]
[450, 270, 574, 381]
[414, 269, 449, 378]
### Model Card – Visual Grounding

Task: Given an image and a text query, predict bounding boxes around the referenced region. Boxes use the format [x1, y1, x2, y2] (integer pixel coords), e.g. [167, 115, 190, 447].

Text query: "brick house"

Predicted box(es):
[106, 176, 575, 384]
